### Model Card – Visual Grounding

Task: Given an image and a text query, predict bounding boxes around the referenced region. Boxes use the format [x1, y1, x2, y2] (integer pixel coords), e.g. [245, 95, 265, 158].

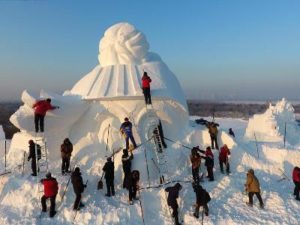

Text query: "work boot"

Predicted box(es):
[193, 212, 199, 218]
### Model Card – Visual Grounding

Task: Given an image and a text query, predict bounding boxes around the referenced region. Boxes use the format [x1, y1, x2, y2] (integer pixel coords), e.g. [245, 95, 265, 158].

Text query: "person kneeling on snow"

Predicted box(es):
[292, 166, 300, 201]
[165, 183, 182, 225]
[71, 167, 87, 210]
[192, 182, 210, 218]
[41, 172, 58, 217]
[244, 169, 264, 208]
[127, 170, 140, 205]
[103, 157, 115, 197]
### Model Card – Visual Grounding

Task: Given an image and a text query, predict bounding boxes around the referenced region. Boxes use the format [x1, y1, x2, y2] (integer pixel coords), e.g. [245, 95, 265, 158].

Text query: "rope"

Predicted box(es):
[164, 137, 192, 150]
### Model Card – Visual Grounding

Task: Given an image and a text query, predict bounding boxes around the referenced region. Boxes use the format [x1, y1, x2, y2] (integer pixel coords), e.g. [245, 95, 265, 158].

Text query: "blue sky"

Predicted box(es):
[0, 0, 299, 101]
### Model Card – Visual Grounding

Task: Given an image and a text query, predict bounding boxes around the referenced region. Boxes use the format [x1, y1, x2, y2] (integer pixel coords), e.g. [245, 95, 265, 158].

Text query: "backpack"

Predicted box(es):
[36, 144, 41, 160]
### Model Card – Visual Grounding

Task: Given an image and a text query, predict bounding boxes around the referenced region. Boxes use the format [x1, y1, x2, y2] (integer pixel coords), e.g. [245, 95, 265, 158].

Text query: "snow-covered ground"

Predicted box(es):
[0, 117, 300, 225]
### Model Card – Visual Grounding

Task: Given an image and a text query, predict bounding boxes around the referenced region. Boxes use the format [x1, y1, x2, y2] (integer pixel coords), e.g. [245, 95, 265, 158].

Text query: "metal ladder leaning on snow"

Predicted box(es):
[34, 134, 49, 176]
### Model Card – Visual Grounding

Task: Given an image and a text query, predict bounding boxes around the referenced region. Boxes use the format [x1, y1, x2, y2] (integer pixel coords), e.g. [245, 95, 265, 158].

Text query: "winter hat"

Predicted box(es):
[28, 140, 34, 145]
[46, 172, 51, 178]
[74, 167, 80, 173]
[124, 117, 129, 121]
[248, 169, 254, 174]
[107, 157, 112, 162]
[64, 138, 70, 143]
[143, 71, 148, 76]
[123, 149, 128, 155]
[46, 98, 51, 103]
[174, 182, 182, 190]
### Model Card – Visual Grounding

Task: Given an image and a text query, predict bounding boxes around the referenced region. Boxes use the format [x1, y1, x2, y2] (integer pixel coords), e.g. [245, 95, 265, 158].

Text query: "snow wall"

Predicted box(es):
[244, 98, 300, 145]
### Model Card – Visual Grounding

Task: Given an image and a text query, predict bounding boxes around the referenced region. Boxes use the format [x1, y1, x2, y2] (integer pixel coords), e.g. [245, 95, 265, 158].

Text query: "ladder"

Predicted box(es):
[152, 124, 168, 184]
[34, 136, 49, 175]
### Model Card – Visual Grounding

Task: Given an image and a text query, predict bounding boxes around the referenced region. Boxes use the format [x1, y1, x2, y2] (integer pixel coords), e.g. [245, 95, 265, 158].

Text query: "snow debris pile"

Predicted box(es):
[244, 98, 300, 144]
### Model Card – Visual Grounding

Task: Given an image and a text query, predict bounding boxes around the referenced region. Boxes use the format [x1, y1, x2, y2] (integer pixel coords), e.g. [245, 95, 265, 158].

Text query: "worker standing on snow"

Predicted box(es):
[198, 147, 215, 181]
[190, 147, 202, 184]
[229, 128, 235, 138]
[244, 169, 264, 208]
[127, 170, 140, 205]
[292, 166, 300, 201]
[41, 172, 58, 217]
[165, 183, 182, 225]
[206, 122, 219, 150]
[32, 98, 59, 133]
[192, 182, 210, 218]
[60, 138, 73, 175]
[27, 140, 41, 176]
[71, 167, 87, 210]
[141, 71, 152, 105]
[120, 117, 137, 150]
[122, 149, 133, 188]
[219, 144, 231, 175]
[102, 157, 115, 197]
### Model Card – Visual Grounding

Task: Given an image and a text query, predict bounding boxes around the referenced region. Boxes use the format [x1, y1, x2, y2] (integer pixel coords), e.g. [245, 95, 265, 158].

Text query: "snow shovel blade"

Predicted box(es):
[97, 179, 103, 190]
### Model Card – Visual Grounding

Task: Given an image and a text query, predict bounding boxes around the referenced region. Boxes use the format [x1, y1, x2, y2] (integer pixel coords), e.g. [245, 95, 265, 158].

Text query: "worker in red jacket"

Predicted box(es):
[33, 98, 58, 133]
[141, 72, 152, 105]
[219, 144, 231, 174]
[292, 166, 300, 200]
[41, 172, 59, 217]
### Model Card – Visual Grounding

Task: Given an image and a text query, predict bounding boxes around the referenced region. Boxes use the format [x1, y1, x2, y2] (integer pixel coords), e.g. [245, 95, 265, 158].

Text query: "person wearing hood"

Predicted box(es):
[120, 117, 137, 150]
[40, 172, 58, 217]
[71, 167, 87, 210]
[165, 183, 182, 225]
[122, 149, 133, 188]
[27, 139, 41, 176]
[60, 138, 73, 175]
[190, 147, 201, 184]
[102, 157, 115, 197]
[141, 71, 152, 105]
[292, 166, 300, 200]
[192, 183, 210, 218]
[244, 169, 264, 208]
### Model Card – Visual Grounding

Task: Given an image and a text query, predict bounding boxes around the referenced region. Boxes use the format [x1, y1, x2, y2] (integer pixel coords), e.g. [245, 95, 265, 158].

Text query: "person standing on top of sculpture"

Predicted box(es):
[120, 117, 137, 150]
[61, 138, 73, 175]
[32, 98, 59, 133]
[141, 71, 152, 105]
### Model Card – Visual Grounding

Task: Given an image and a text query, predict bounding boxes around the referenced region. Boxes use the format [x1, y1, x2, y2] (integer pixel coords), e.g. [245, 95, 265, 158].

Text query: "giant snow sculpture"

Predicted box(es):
[8, 22, 189, 164]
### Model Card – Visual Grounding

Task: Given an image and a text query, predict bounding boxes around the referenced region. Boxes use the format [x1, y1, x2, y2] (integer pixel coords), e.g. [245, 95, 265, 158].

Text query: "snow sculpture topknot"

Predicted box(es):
[98, 23, 150, 66]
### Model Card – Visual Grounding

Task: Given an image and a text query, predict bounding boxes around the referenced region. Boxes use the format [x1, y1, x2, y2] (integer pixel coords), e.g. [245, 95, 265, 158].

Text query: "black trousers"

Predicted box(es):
[129, 184, 137, 201]
[61, 158, 70, 173]
[207, 166, 214, 181]
[143, 88, 152, 105]
[192, 167, 200, 183]
[106, 178, 115, 196]
[194, 203, 209, 216]
[219, 159, 230, 174]
[248, 192, 263, 205]
[34, 114, 45, 133]
[170, 203, 180, 225]
[125, 134, 137, 150]
[31, 159, 37, 175]
[123, 171, 130, 188]
[74, 193, 82, 210]
[41, 195, 56, 216]
[294, 181, 300, 199]
[210, 134, 218, 149]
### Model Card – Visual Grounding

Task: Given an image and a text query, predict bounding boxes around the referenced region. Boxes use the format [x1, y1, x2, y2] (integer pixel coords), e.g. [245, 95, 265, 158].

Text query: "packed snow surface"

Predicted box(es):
[245, 98, 300, 145]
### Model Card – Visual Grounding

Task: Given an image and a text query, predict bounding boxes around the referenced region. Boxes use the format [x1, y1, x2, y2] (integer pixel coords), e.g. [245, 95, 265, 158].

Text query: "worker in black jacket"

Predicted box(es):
[165, 183, 182, 225]
[192, 183, 210, 218]
[103, 157, 115, 197]
[122, 149, 133, 188]
[71, 167, 86, 210]
[27, 140, 40, 176]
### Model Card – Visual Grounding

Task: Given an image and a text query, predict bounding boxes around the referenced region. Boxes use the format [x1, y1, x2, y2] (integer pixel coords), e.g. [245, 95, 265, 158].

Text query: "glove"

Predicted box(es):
[56, 106, 60, 109]
[27, 157, 30, 161]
